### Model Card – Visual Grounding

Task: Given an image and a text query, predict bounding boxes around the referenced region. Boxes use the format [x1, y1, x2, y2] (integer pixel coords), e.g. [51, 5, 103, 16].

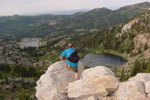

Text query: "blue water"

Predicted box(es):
[81, 53, 127, 67]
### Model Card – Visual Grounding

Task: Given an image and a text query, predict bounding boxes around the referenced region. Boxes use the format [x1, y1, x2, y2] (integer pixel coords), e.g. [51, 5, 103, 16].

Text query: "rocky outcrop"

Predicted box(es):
[115, 81, 147, 100]
[115, 73, 150, 100]
[145, 81, 150, 96]
[68, 66, 119, 99]
[81, 66, 115, 79]
[129, 73, 150, 98]
[133, 34, 150, 52]
[35, 61, 150, 100]
[35, 61, 84, 100]
[122, 18, 139, 32]
[128, 73, 150, 82]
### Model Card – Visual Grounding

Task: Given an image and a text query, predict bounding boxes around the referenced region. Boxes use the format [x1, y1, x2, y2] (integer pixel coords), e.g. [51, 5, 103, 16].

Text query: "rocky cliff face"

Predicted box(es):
[122, 10, 150, 54]
[35, 61, 150, 100]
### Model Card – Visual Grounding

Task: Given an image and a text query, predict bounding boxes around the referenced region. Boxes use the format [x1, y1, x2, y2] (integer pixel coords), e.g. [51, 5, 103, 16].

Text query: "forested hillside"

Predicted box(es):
[72, 10, 150, 55]
[70, 9, 150, 81]
[0, 2, 149, 39]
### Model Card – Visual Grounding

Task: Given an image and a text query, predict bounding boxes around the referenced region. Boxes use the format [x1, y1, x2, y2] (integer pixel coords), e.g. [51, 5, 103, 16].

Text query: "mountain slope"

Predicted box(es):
[73, 9, 150, 57]
[60, 2, 150, 29]
[60, 8, 113, 29]
[107, 2, 150, 25]
[0, 2, 150, 39]
[69, 10, 150, 78]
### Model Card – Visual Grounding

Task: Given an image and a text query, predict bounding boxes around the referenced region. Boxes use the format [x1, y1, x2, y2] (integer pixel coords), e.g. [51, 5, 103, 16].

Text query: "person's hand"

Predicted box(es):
[60, 56, 65, 62]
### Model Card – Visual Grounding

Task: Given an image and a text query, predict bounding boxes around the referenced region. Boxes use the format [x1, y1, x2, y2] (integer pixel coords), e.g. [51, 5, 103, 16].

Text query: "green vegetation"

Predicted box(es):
[0, 2, 149, 39]
[119, 68, 130, 82]
[71, 10, 150, 56]
[0, 63, 40, 99]
[84, 66, 90, 70]
[17, 88, 33, 100]
[119, 59, 150, 82]
[0, 64, 42, 78]
[71, 26, 133, 54]
[119, 69, 126, 81]
[130, 59, 150, 77]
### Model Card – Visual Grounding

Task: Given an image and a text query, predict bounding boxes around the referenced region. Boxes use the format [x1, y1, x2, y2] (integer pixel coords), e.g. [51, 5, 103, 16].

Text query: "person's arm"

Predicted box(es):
[60, 50, 66, 62]
[60, 56, 65, 61]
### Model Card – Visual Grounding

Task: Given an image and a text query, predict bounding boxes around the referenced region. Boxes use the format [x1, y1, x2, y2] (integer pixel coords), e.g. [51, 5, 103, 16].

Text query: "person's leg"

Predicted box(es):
[74, 72, 79, 80]
[70, 66, 79, 80]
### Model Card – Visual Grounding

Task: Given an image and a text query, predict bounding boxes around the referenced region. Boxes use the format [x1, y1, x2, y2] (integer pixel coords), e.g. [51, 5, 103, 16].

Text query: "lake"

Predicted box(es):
[80, 53, 127, 67]
[18, 38, 42, 48]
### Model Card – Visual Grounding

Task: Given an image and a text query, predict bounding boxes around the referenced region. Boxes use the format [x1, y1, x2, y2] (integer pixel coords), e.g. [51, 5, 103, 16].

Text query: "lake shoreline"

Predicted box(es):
[81, 53, 127, 67]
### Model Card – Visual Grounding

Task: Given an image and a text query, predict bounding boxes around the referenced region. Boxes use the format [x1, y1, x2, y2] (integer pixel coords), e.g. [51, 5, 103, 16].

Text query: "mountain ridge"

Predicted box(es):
[19, 9, 90, 16]
[0, 2, 150, 39]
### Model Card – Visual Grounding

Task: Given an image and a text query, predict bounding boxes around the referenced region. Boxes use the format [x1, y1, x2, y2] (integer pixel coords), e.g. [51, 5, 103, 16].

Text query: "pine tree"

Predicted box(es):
[144, 64, 150, 73]
[120, 68, 126, 82]
[131, 59, 141, 77]
[17, 88, 32, 100]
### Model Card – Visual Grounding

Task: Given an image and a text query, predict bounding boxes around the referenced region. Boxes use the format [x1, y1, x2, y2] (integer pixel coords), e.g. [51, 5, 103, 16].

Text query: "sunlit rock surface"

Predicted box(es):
[35, 61, 150, 100]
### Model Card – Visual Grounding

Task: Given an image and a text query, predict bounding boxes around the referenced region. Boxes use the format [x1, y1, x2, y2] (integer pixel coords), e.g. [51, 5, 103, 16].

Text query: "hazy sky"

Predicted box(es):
[0, 0, 149, 16]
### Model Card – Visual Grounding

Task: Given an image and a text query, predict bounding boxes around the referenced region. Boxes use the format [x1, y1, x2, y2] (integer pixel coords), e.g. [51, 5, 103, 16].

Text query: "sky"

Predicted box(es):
[0, 0, 149, 16]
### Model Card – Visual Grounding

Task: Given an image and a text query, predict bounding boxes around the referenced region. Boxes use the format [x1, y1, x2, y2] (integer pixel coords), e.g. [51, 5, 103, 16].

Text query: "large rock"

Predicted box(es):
[115, 81, 149, 100]
[35, 61, 84, 100]
[81, 66, 115, 79]
[72, 96, 99, 100]
[35, 61, 150, 100]
[115, 73, 150, 100]
[68, 66, 119, 99]
[128, 73, 150, 98]
[128, 73, 150, 83]
[145, 81, 150, 97]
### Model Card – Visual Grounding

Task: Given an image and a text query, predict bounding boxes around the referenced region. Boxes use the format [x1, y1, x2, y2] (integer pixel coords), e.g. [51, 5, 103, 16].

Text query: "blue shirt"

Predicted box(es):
[61, 48, 78, 67]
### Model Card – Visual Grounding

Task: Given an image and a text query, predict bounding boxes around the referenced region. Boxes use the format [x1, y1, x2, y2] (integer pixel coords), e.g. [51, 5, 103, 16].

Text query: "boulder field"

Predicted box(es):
[35, 61, 150, 100]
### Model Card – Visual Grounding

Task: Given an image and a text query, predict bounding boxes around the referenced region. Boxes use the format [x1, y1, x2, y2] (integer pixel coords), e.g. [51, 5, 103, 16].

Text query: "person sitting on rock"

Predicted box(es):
[60, 43, 80, 80]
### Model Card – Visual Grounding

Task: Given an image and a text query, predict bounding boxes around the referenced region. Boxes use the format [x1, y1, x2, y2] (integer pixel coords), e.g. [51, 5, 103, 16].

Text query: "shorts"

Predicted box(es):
[67, 65, 78, 73]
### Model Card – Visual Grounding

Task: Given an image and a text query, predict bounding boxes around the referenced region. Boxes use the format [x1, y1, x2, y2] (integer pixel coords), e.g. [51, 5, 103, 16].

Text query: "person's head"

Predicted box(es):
[68, 43, 73, 48]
